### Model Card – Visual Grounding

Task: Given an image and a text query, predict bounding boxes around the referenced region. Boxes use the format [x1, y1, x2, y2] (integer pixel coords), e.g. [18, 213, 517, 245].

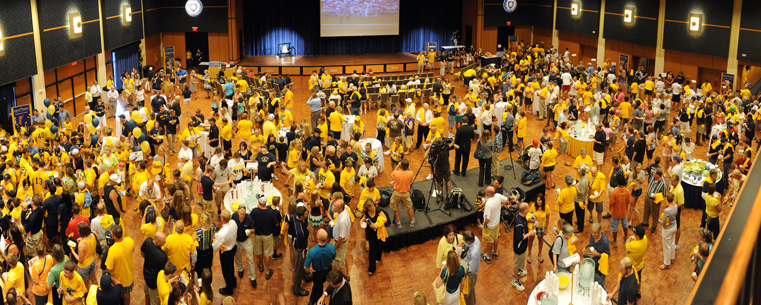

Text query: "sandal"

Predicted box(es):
[659, 264, 670, 270]
[538, 257, 544, 264]
[527, 258, 532, 264]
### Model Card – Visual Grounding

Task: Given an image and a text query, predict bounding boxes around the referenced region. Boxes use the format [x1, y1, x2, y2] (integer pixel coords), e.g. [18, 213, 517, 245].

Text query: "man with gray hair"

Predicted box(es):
[233, 206, 257, 288]
[557, 174, 578, 226]
[551, 223, 574, 272]
[642, 168, 667, 233]
[584, 223, 610, 286]
[331, 199, 352, 278]
[593, 123, 607, 166]
[461, 230, 481, 304]
[574, 166, 589, 233]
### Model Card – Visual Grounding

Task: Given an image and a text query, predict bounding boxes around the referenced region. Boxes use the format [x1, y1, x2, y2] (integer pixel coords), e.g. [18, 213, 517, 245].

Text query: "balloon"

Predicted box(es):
[45, 120, 52, 129]
[91, 117, 99, 128]
[146, 120, 155, 132]
[88, 125, 97, 135]
[43, 99, 50, 107]
[141, 52, 146, 58]
[132, 127, 142, 138]
[141, 141, 150, 153]
[139, 57, 143, 62]
[46, 113, 52, 120]
[139, 43, 143, 49]
[91, 133, 99, 143]
[50, 125, 58, 134]
[131, 111, 140, 122]
[48, 105, 55, 115]
[84, 114, 93, 124]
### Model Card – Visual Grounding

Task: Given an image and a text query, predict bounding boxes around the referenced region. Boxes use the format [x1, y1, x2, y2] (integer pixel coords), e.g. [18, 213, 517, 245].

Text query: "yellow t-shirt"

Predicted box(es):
[279, 110, 294, 127]
[317, 168, 335, 199]
[339, 167, 356, 195]
[140, 217, 165, 238]
[430, 117, 446, 133]
[221, 124, 233, 141]
[625, 236, 648, 271]
[556, 187, 577, 214]
[60, 271, 87, 305]
[284, 90, 294, 108]
[31, 255, 53, 296]
[541, 149, 558, 167]
[517, 117, 527, 137]
[644, 80, 654, 91]
[104, 237, 136, 286]
[157, 270, 172, 305]
[328, 112, 345, 132]
[163, 233, 198, 276]
[5, 262, 25, 296]
[236, 120, 253, 140]
[705, 194, 720, 218]
[77, 234, 97, 268]
[619, 102, 631, 119]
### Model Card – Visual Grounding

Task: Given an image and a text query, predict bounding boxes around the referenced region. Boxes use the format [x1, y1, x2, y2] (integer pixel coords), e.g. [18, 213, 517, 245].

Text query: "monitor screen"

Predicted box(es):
[320, 0, 400, 37]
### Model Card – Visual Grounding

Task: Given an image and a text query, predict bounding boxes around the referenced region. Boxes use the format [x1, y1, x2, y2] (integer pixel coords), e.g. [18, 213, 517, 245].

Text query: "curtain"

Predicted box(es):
[112, 42, 141, 90]
[0, 83, 16, 134]
[243, 0, 462, 56]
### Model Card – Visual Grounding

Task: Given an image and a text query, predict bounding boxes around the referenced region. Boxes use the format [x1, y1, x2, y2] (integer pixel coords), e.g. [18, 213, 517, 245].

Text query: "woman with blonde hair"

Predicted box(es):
[434, 250, 466, 305]
[361, 198, 388, 276]
[195, 212, 216, 278]
[307, 191, 323, 243]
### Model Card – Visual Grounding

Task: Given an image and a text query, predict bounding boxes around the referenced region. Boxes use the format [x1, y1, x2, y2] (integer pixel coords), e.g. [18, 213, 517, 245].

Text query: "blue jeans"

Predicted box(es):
[351, 107, 360, 115]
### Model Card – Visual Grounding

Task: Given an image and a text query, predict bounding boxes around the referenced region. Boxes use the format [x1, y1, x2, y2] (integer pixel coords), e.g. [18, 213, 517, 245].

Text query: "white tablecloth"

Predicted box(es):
[340, 115, 355, 142]
[710, 124, 726, 141]
[528, 279, 610, 305]
[223, 180, 283, 213]
[359, 138, 384, 172]
[197, 130, 213, 159]
[680, 160, 722, 187]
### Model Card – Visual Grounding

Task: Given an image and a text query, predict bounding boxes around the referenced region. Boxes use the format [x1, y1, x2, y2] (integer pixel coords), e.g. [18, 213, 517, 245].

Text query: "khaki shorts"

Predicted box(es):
[483, 226, 500, 243]
[332, 241, 349, 269]
[594, 151, 604, 165]
[202, 199, 215, 215]
[253, 234, 274, 256]
[390, 190, 413, 211]
[405, 135, 414, 147]
[559, 141, 569, 154]
[144, 285, 160, 305]
[513, 251, 527, 270]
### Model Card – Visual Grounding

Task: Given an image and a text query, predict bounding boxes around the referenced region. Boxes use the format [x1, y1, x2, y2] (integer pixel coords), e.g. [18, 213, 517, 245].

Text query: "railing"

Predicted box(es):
[687, 152, 761, 304]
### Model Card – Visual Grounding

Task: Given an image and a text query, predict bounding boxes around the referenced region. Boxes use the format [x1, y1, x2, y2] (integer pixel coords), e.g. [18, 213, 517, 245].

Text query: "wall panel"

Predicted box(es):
[555, 0, 600, 37]
[0, 0, 38, 86]
[602, 0, 659, 47]
[738, 0, 761, 62]
[102, 0, 144, 50]
[38, 0, 103, 70]
[662, 0, 731, 58]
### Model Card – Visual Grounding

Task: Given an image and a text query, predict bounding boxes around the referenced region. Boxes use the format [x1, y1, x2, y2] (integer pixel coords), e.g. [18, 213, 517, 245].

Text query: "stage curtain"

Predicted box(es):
[0, 83, 15, 133]
[243, 0, 462, 56]
[112, 42, 140, 90]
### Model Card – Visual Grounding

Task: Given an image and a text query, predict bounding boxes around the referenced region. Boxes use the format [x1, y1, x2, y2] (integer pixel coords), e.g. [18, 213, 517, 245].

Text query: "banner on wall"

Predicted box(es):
[11, 105, 31, 135]
[722, 73, 734, 93]
[618, 54, 629, 88]
[164, 46, 175, 71]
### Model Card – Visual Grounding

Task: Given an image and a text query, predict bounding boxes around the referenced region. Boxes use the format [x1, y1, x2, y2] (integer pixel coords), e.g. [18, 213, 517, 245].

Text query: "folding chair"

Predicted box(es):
[369, 93, 380, 110]
[390, 94, 400, 107]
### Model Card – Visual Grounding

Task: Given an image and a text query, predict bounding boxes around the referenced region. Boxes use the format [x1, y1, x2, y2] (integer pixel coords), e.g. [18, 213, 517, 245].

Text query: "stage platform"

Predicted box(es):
[237, 53, 424, 76]
[378, 158, 546, 252]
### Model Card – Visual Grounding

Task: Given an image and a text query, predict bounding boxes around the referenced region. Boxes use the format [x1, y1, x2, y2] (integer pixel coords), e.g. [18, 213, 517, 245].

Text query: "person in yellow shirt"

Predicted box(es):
[619, 98, 631, 123]
[278, 106, 294, 128]
[317, 161, 336, 201]
[541, 142, 558, 188]
[516, 111, 527, 150]
[156, 263, 178, 305]
[163, 220, 198, 277]
[30, 248, 53, 304]
[587, 167, 606, 224]
[3, 253, 25, 298]
[703, 183, 721, 238]
[625, 225, 648, 282]
[328, 107, 345, 133]
[220, 117, 233, 155]
[573, 148, 593, 179]
[417, 52, 426, 74]
[58, 260, 87, 305]
[104, 226, 135, 305]
[557, 175, 578, 224]
[339, 161, 356, 197]
[282, 86, 294, 111]
[643, 77, 655, 103]
[427, 51, 436, 71]
[235, 113, 254, 143]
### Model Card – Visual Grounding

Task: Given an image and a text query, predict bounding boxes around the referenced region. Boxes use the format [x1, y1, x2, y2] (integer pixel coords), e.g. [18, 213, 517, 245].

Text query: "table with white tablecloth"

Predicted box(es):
[527, 279, 610, 305]
[359, 138, 384, 172]
[223, 180, 283, 213]
[340, 115, 355, 141]
[197, 130, 214, 159]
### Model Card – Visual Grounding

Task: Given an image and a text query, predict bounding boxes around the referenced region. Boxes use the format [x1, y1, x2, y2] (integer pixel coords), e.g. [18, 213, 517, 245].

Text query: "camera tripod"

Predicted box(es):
[410, 145, 451, 218]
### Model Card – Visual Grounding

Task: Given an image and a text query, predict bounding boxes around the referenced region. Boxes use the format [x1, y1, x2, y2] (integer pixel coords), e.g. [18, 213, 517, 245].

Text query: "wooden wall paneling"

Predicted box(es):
[145, 34, 162, 68]
[59, 80, 73, 102]
[462, 0, 477, 46]
[698, 54, 713, 69]
[515, 26, 532, 44]
[63, 99, 75, 117]
[281, 67, 301, 76]
[74, 94, 87, 115]
[387, 64, 404, 72]
[345, 66, 364, 73]
[366, 65, 385, 73]
[304, 67, 321, 74]
[481, 27, 498, 53]
[16, 95, 33, 106]
[712, 56, 727, 71]
[208, 34, 220, 62]
[44, 70, 57, 86]
[162, 32, 187, 67]
[325, 66, 343, 74]
[698, 67, 724, 87]
[580, 45, 597, 65]
[533, 27, 552, 47]
[218, 34, 230, 62]
[260, 67, 279, 74]
[46, 86, 58, 102]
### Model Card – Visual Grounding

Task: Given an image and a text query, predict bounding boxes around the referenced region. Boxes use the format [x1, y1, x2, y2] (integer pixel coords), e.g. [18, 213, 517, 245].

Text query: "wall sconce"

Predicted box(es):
[123, 5, 132, 25]
[0, 25, 4, 56]
[69, 12, 82, 38]
[689, 13, 702, 34]
[624, 7, 634, 25]
[571, 1, 580, 17]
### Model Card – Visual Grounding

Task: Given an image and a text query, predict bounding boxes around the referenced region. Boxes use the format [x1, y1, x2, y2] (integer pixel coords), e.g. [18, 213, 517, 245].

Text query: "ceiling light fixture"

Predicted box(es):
[571, 1, 580, 17]
[689, 13, 703, 34]
[624, 7, 634, 25]
[69, 12, 82, 38]
[123, 5, 132, 25]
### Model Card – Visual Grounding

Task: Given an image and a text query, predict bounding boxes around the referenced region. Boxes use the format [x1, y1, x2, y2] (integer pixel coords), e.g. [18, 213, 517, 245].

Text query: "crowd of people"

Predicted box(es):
[0, 39, 754, 305]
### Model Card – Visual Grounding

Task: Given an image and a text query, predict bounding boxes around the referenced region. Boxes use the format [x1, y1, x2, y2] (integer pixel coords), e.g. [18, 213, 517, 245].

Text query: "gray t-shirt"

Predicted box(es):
[214, 166, 231, 183]
[661, 204, 678, 229]
[552, 235, 571, 268]
[575, 176, 589, 202]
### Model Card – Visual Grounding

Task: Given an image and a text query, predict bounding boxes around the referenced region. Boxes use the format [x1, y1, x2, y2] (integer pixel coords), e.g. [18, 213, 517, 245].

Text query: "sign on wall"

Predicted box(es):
[11, 105, 31, 135]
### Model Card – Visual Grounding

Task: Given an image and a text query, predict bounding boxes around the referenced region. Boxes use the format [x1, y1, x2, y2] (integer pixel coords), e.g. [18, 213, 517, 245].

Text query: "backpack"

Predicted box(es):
[378, 189, 392, 208]
[448, 104, 457, 116]
[83, 190, 93, 209]
[412, 189, 426, 211]
[521, 169, 542, 186]
[548, 235, 564, 265]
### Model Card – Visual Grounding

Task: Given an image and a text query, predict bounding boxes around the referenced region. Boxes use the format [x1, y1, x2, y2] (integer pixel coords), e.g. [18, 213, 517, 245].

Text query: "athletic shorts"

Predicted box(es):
[543, 165, 555, 172]
[587, 200, 603, 213]
[610, 217, 629, 232]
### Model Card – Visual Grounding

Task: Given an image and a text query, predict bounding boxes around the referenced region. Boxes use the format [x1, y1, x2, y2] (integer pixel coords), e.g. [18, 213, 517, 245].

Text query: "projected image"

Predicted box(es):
[320, 0, 400, 37]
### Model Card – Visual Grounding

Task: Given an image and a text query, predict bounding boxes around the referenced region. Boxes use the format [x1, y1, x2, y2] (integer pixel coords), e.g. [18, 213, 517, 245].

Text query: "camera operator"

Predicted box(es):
[454, 116, 476, 176]
[426, 136, 458, 202]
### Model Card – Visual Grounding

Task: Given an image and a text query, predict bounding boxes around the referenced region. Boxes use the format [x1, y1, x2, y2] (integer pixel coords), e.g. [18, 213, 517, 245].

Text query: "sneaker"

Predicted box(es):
[675, 244, 680, 250]
[518, 269, 527, 277]
[273, 175, 280, 181]
[491, 251, 499, 259]
[396, 222, 402, 229]
[481, 254, 492, 264]
[512, 279, 525, 291]
[431, 190, 437, 198]
[272, 253, 283, 260]
[410, 220, 416, 227]
[478, 224, 484, 229]
[426, 173, 433, 180]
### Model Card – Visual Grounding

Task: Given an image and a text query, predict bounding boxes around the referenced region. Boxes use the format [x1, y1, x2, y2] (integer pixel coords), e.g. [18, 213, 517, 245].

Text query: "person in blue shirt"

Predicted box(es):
[304, 229, 336, 304]
[224, 78, 235, 99]
[462, 231, 481, 304]
[176, 67, 188, 84]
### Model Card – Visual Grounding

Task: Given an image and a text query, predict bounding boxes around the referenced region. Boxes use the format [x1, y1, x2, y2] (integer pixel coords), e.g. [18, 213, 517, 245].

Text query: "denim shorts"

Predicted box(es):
[77, 260, 96, 280]
[610, 217, 629, 232]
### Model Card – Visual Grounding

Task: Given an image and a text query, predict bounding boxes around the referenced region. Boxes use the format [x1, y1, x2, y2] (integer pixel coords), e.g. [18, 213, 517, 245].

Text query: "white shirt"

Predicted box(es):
[210, 154, 224, 169]
[417, 109, 433, 125]
[139, 107, 148, 122]
[655, 81, 665, 91]
[212, 221, 238, 252]
[178, 146, 193, 162]
[333, 209, 351, 241]
[135, 89, 145, 102]
[139, 181, 162, 200]
[90, 84, 102, 97]
[107, 89, 119, 101]
[672, 83, 682, 95]
[228, 158, 245, 181]
[483, 193, 507, 229]
[561, 73, 572, 86]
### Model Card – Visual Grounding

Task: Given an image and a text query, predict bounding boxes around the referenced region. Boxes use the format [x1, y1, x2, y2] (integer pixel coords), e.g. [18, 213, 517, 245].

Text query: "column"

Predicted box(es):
[476, 0, 484, 50]
[653, 0, 667, 75]
[726, 0, 743, 91]
[595, 0, 606, 67]
[29, 0, 46, 110]
[552, 0, 559, 49]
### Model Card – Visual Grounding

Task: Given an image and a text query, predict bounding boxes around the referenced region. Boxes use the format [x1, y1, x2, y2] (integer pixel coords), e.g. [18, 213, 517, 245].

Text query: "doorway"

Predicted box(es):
[497, 26, 515, 52]
[185, 32, 209, 70]
[465, 25, 473, 49]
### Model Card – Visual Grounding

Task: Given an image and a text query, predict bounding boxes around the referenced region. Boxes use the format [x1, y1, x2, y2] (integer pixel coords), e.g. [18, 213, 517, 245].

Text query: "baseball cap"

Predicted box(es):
[100, 271, 113, 292]
[109, 174, 121, 183]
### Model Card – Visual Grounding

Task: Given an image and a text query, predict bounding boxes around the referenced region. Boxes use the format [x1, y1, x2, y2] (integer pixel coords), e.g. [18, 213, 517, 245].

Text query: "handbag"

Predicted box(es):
[433, 272, 448, 304]
[473, 142, 484, 159]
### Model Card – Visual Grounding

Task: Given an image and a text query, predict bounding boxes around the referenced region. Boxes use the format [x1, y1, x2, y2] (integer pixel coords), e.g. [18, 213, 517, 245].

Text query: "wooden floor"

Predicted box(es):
[237, 53, 418, 67]
[74, 66, 737, 305]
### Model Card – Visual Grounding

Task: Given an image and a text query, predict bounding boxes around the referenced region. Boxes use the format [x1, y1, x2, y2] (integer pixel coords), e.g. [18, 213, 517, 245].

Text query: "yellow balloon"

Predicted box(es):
[84, 114, 93, 124]
[48, 105, 55, 115]
[88, 125, 96, 134]
[141, 141, 150, 152]
[131, 111, 140, 122]
[146, 120, 155, 132]
[132, 127, 142, 139]
[45, 120, 52, 129]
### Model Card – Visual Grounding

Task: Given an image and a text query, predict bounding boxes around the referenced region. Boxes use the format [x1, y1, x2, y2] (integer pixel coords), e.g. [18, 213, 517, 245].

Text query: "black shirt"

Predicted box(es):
[94, 104, 106, 117]
[201, 176, 214, 201]
[618, 272, 639, 305]
[170, 101, 182, 116]
[288, 214, 309, 250]
[339, 152, 359, 168]
[455, 124, 475, 150]
[157, 111, 170, 132]
[140, 238, 167, 290]
[151, 96, 166, 113]
[182, 89, 191, 99]
[594, 130, 606, 153]
[632, 139, 647, 163]
[103, 184, 122, 217]
[42, 195, 61, 229]
[276, 142, 288, 161]
[625, 135, 635, 159]
[21, 207, 44, 234]
[250, 207, 280, 236]
[166, 116, 179, 134]
[97, 284, 124, 304]
[513, 214, 529, 254]
[232, 214, 255, 242]
[208, 124, 219, 146]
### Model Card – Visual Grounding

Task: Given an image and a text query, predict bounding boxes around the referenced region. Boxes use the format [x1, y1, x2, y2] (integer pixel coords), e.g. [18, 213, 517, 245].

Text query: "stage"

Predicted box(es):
[237, 53, 422, 76]
[379, 157, 546, 252]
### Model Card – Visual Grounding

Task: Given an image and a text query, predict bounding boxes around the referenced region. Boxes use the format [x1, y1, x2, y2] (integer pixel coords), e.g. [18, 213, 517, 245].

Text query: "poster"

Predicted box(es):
[11, 105, 31, 135]
[164, 46, 175, 71]
[722, 73, 734, 94]
[618, 54, 629, 88]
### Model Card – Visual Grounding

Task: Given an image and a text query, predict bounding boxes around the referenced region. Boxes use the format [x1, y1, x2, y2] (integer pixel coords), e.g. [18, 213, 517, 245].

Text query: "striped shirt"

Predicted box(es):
[646, 176, 667, 198]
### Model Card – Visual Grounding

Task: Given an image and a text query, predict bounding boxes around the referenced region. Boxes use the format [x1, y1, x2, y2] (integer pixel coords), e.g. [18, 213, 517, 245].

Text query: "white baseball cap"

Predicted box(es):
[109, 174, 121, 183]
